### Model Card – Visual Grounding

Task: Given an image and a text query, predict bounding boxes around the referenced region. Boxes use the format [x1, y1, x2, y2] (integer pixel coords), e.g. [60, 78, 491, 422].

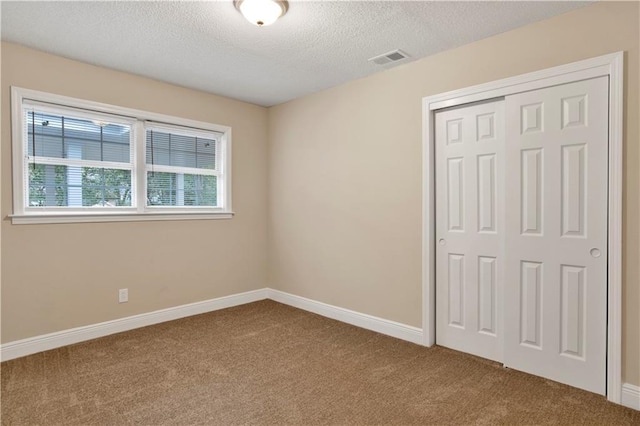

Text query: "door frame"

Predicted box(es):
[422, 52, 624, 403]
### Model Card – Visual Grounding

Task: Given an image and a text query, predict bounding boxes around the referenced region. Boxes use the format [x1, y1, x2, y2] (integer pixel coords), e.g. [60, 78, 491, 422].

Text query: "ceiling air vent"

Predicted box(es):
[368, 49, 410, 66]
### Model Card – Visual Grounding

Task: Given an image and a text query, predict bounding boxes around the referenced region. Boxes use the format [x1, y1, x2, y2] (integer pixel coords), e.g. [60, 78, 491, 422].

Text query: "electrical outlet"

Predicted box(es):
[118, 288, 128, 303]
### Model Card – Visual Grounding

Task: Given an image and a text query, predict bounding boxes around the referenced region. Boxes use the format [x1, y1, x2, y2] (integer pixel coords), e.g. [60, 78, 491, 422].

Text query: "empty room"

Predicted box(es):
[1, 0, 639, 424]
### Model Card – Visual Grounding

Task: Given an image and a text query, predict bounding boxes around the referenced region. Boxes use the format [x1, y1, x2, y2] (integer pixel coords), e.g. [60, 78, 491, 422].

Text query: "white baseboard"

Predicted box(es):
[0, 288, 269, 362]
[2, 286, 635, 411]
[267, 289, 424, 345]
[1, 288, 423, 362]
[621, 383, 640, 410]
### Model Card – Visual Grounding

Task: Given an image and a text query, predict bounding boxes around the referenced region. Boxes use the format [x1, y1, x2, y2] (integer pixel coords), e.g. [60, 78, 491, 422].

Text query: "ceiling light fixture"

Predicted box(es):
[234, 0, 288, 27]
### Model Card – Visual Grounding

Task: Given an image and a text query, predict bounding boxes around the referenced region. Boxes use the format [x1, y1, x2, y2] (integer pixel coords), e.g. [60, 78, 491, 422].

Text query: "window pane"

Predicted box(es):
[26, 110, 131, 163]
[147, 172, 217, 207]
[28, 164, 132, 207]
[146, 130, 217, 170]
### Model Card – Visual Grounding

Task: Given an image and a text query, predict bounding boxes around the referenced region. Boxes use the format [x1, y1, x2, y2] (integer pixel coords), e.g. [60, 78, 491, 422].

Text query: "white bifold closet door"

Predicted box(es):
[503, 76, 608, 395]
[435, 100, 505, 363]
[435, 76, 608, 395]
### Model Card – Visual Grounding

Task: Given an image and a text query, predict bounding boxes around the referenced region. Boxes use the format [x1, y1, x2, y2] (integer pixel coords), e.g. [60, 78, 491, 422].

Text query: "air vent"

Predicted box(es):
[368, 49, 410, 66]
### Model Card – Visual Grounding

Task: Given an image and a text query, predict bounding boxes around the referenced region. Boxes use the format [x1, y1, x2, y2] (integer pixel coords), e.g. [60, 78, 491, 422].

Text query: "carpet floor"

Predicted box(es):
[1, 300, 639, 425]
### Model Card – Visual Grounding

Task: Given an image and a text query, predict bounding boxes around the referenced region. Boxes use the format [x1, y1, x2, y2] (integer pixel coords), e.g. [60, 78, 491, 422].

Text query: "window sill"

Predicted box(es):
[9, 211, 234, 225]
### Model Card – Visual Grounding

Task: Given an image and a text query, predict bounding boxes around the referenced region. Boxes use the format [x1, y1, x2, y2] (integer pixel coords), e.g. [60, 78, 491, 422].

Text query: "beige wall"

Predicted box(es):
[1, 1, 639, 388]
[268, 1, 640, 386]
[1, 42, 268, 342]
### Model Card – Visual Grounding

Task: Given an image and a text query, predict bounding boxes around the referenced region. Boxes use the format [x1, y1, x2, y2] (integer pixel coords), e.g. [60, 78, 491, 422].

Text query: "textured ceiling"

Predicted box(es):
[1, 1, 591, 107]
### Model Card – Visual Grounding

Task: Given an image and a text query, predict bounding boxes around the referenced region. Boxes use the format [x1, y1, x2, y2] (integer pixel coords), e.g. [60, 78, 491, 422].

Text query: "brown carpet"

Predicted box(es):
[1, 300, 638, 425]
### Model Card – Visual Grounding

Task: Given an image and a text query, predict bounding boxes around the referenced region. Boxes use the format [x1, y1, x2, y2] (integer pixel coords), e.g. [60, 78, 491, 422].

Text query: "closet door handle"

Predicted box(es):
[590, 248, 601, 258]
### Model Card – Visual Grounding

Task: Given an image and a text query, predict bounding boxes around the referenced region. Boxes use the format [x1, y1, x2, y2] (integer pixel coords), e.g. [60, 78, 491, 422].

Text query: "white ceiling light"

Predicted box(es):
[234, 0, 288, 27]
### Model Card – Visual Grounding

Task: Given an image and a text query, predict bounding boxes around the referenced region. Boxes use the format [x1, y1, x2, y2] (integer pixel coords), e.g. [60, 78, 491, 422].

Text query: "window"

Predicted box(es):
[23, 103, 135, 209]
[145, 125, 220, 208]
[11, 87, 232, 224]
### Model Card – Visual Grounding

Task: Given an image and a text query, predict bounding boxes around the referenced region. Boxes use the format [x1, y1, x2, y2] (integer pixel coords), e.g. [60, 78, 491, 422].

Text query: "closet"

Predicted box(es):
[434, 76, 608, 395]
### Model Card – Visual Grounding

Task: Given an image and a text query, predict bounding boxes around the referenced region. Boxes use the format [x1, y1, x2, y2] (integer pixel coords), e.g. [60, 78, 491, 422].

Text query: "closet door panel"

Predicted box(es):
[503, 76, 608, 395]
[435, 100, 505, 362]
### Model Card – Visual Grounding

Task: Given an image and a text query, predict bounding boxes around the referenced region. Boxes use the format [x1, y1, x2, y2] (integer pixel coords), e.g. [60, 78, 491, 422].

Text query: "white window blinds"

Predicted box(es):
[145, 124, 223, 207]
[23, 101, 134, 208]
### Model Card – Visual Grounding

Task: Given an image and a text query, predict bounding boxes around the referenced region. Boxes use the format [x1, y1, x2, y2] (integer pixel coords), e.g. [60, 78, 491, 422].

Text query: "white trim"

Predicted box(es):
[267, 289, 423, 345]
[220, 129, 232, 213]
[144, 164, 220, 177]
[1, 288, 424, 361]
[15, 87, 231, 134]
[12, 86, 26, 215]
[422, 96, 436, 346]
[1, 281, 633, 410]
[10, 211, 234, 225]
[621, 383, 640, 411]
[135, 121, 146, 211]
[23, 99, 138, 126]
[423, 52, 621, 111]
[606, 52, 624, 403]
[145, 121, 224, 140]
[422, 52, 624, 403]
[0, 289, 268, 362]
[25, 156, 133, 170]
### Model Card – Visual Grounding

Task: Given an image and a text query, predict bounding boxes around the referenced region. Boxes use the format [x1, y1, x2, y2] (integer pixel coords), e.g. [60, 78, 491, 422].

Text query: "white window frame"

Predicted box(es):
[10, 87, 233, 224]
[20, 100, 139, 214]
[143, 122, 226, 213]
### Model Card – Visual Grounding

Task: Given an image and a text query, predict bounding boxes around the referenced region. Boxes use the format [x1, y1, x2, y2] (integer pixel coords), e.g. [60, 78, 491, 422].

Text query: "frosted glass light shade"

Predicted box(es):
[234, 0, 288, 27]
